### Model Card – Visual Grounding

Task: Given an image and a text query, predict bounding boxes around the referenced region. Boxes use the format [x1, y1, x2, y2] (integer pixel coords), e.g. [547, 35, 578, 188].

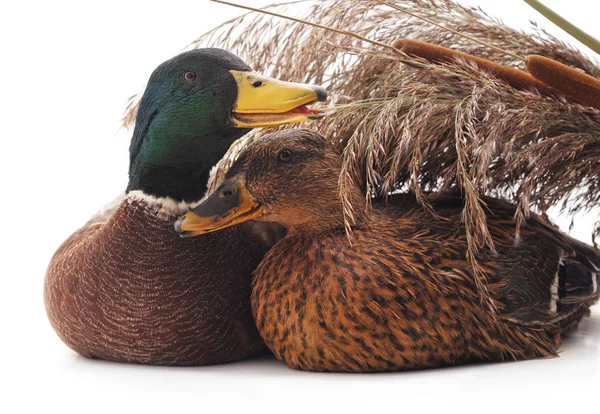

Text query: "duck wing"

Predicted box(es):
[470, 196, 600, 328]
[380, 192, 600, 329]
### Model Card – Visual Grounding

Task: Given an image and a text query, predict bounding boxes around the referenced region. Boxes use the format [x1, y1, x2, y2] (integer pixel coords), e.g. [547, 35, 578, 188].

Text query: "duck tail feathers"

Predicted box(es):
[556, 242, 600, 310]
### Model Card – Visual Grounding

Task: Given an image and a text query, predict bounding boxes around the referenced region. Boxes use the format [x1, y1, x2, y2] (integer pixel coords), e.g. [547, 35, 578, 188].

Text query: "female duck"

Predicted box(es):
[177, 129, 600, 372]
[44, 49, 326, 365]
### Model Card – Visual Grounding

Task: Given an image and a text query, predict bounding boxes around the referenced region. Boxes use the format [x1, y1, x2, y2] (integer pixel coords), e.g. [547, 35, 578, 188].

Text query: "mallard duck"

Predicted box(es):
[176, 129, 600, 372]
[44, 49, 327, 365]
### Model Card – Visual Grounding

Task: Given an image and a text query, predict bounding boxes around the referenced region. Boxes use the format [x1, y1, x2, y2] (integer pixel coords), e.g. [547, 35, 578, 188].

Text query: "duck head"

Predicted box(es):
[175, 130, 367, 237]
[127, 49, 327, 202]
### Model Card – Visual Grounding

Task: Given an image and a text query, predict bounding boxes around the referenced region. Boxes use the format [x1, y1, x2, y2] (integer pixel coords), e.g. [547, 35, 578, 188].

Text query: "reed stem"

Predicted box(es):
[523, 0, 600, 55]
[376, 0, 526, 62]
[209, 0, 397, 51]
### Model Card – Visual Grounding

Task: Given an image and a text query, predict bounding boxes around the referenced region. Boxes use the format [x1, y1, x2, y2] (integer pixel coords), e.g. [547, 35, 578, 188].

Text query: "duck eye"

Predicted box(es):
[251, 80, 264, 88]
[183, 70, 197, 82]
[278, 149, 293, 163]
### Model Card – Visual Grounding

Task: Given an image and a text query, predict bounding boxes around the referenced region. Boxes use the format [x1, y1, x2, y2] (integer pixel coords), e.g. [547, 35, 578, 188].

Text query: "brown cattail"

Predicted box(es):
[527, 54, 600, 110]
[176, 0, 600, 259]
[393, 39, 555, 96]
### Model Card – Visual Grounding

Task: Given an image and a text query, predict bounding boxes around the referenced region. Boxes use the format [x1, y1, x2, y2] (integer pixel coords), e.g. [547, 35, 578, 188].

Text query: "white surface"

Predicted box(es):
[1, 1, 599, 413]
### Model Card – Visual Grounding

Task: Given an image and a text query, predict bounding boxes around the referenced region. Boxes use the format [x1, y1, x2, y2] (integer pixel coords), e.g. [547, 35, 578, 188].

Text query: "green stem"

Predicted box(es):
[523, 0, 600, 55]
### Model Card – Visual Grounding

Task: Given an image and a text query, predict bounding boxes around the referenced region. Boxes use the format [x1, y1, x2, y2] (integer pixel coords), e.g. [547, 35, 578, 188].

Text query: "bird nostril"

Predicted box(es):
[222, 189, 234, 197]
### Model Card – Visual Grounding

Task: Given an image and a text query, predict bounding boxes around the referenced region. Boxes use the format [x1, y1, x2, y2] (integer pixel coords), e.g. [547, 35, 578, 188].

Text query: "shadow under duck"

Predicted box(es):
[44, 49, 326, 365]
[176, 129, 600, 372]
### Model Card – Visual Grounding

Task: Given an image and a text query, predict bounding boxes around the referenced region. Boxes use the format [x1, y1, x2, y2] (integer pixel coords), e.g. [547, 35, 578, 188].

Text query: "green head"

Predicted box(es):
[127, 48, 327, 202]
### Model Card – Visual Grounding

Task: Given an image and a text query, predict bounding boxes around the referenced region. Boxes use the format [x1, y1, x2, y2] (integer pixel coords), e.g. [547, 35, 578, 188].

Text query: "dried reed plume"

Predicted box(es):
[124, 0, 600, 257]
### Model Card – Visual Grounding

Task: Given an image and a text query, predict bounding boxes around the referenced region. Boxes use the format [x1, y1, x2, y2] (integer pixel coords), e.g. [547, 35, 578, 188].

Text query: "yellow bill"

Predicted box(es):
[230, 70, 327, 128]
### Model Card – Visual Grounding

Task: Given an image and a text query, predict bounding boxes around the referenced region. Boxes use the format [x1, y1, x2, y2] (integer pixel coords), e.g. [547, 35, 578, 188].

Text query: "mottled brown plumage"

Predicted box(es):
[179, 130, 600, 372]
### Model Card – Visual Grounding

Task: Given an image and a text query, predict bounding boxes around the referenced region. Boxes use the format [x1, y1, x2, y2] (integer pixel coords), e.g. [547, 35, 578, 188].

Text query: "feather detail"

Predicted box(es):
[44, 194, 267, 365]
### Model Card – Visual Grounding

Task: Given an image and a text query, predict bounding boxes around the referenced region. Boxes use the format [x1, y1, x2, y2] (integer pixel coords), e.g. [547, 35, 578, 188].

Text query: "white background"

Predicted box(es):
[1, 1, 599, 413]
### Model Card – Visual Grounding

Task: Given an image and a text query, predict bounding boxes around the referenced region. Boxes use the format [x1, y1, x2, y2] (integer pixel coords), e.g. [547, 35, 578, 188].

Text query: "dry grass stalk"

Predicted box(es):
[123, 0, 600, 308]
[394, 39, 600, 110]
[393, 39, 555, 96]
